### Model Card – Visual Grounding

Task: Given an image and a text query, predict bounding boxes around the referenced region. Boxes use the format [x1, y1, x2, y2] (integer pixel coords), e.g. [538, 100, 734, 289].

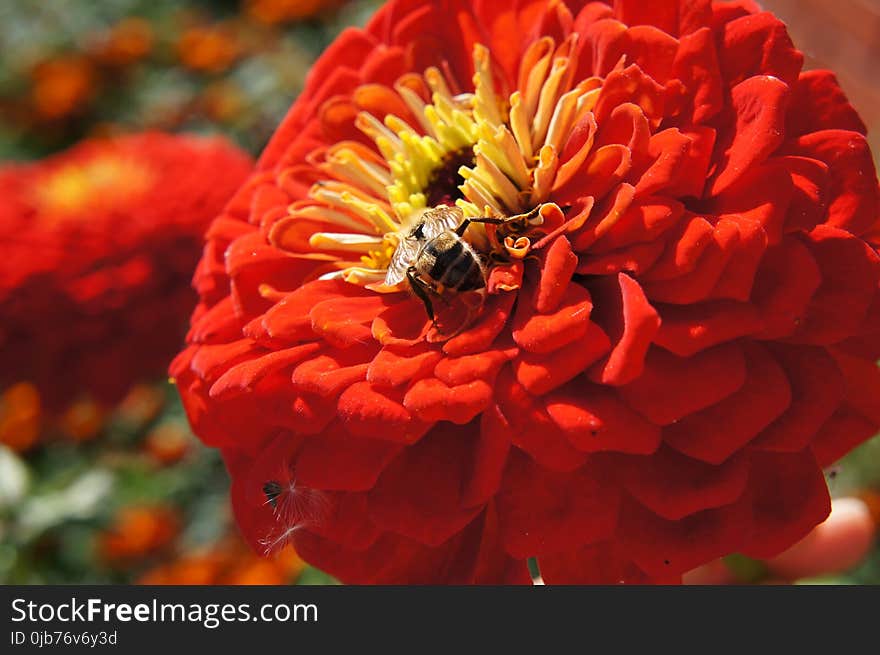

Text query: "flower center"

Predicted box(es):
[269, 36, 597, 293]
[425, 147, 475, 207]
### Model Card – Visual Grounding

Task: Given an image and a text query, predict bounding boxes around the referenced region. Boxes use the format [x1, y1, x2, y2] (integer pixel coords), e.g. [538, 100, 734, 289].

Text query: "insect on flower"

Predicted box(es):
[172, 0, 880, 585]
[385, 204, 544, 329]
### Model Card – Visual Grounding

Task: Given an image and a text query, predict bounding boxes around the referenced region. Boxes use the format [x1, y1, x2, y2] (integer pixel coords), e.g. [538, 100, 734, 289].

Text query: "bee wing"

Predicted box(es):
[384, 235, 421, 286]
[420, 205, 463, 239]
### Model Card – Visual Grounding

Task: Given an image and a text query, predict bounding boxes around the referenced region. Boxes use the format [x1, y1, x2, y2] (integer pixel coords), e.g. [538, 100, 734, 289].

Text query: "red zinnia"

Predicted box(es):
[172, 0, 880, 584]
[0, 133, 253, 414]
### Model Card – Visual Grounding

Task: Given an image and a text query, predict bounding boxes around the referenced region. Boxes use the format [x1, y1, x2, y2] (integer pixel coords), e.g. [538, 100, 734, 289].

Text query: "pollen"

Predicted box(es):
[277, 36, 602, 290]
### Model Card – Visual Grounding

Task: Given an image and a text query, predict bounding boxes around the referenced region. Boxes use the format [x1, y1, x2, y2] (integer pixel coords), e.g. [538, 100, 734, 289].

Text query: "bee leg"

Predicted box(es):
[406, 266, 435, 321]
[454, 217, 507, 237]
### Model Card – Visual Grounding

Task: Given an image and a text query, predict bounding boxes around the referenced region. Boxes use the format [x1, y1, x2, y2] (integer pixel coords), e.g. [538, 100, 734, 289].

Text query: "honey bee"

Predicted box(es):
[385, 205, 537, 324]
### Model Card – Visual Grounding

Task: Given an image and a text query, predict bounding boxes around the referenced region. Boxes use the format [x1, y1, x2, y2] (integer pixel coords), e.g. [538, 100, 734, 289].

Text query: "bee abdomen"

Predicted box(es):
[424, 237, 484, 291]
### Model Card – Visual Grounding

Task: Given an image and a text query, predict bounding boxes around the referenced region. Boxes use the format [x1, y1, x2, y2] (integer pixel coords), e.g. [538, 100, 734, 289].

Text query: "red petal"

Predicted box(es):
[786, 70, 867, 138]
[291, 345, 375, 397]
[718, 12, 803, 87]
[496, 451, 620, 558]
[619, 495, 751, 576]
[442, 292, 516, 357]
[403, 377, 493, 424]
[709, 74, 789, 196]
[587, 273, 660, 385]
[512, 282, 593, 354]
[782, 130, 879, 236]
[751, 345, 844, 452]
[787, 225, 880, 345]
[751, 236, 822, 340]
[591, 197, 683, 253]
[513, 320, 610, 395]
[535, 236, 578, 313]
[619, 342, 746, 425]
[810, 406, 879, 467]
[671, 26, 723, 123]
[336, 381, 430, 443]
[576, 240, 666, 276]
[540, 541, 668, 584]
[780, 155, 829, 234]
[829, 349, 880, 425]
[654, 300, 763, 357]
[190, 339, 257, 382]
[622, 446, 750, 520]
[664, 343, 791, 464]
[295, 423, 402, 492]
[368, 421, 484, 547]
[496, 369, 589, 472]
[209, 343, 320, 399]
[264, 279, 367, 342]
[740, 450, 830, 559]
[544, 382, 661, 454]
[310, 294, 394, 348]
[306, 492, 381, 550]
[708, 158, 793, 246]
[366, 342, 441, 388]
[461, 405, 512, 507]
[613, 0, 711, 36]
[371, 297, 431, 346]
[433, 346, 516, 386]
[639, 212, 714, 282]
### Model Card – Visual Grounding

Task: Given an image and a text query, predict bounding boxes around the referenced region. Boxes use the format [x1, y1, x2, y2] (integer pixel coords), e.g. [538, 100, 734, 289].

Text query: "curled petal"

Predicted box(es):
[664, 343, 791, 464]
[739, 450, 831, 559]
[619, 343, 747, 425]
[337, 381, 430, 443]
[368, 421, 485, 547]
[513, 320, 610, 395]
[496, 451, 620, 558]
[587, 273, 660, 385]
[544, 382, 661, 455]
[622, 445, 749, 521]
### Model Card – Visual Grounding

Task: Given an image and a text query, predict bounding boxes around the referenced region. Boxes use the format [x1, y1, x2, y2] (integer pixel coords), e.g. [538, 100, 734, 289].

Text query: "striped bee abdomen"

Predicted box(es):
[420, 232, 485, 291]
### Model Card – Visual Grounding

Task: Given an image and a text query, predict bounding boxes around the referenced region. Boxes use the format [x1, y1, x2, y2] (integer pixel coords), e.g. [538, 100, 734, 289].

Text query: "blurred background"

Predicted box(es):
[0, 0, 878, 585]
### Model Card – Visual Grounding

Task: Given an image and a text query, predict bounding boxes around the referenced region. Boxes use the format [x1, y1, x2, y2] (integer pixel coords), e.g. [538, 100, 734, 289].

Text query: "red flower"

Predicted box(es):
[0, 133, 253, 412]
[172, 0, 880, 584]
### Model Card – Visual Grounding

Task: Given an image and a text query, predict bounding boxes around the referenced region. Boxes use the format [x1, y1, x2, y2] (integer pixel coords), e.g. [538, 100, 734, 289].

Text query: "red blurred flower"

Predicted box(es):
[172, 0, 880, 584]
[0, 133, 253, 413]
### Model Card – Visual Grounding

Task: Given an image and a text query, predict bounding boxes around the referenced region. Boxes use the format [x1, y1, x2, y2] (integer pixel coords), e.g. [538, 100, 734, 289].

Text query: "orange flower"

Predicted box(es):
[143, 421, 192, 466]
[115, 384, 166, 428]
[92, 18, 154, 68]
[200, 81, 245, 123]
[57, 397, 105, 443]
[98, 506, 180, 566]
[139, 540, 303, 585]
[30, 56, 97, 121]
[0, 383, 41, 453]
[177, 24, 241, 74]
[244, 0, 343, 24]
